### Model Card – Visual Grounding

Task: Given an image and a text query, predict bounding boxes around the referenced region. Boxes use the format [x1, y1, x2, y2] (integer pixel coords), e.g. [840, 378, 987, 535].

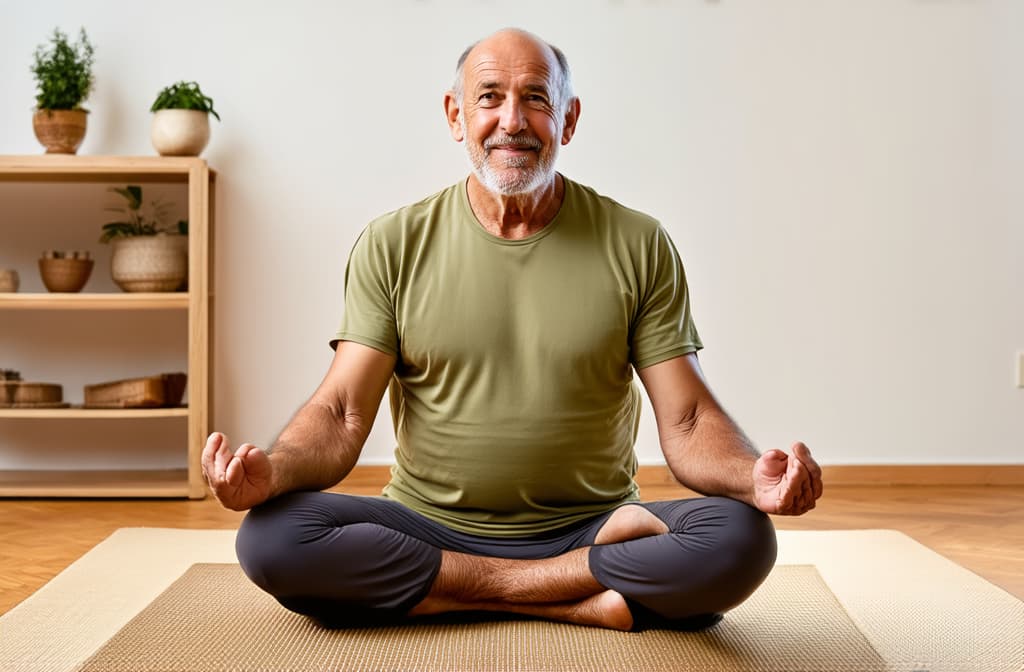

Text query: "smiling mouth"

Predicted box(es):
[489, 145, 537, 153]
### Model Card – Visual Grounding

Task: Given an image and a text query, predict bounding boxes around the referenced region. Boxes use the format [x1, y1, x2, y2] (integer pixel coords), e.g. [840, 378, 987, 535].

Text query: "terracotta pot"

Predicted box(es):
[32, 109, 87, 154]
[151, 109, 210, 156]
[110, 235, 188, 292]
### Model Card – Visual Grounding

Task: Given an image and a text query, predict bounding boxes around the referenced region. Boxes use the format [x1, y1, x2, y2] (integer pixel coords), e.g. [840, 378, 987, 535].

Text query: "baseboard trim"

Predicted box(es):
[817, 464, 1024, 486]
[347, 464, 1024, 487]
[344, 465, 392, 488]
[634, 464, 1024, 487]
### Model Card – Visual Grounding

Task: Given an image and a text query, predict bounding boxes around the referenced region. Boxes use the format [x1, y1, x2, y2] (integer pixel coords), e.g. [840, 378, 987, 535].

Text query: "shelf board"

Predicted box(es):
[0, 469, 192, 498]
[0, 155, 213, 183]
[0, 292, 188, 310]
[0, 407, 189, 419]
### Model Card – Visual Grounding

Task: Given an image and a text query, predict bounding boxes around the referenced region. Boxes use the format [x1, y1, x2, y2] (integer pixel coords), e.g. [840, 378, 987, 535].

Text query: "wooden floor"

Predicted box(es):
[1, 473, 1022, 615]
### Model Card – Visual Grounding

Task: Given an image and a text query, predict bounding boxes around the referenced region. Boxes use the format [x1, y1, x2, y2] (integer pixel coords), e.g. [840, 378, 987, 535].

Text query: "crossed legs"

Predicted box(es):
[236, 493, 776, 631]
[408, 505, 669, 630]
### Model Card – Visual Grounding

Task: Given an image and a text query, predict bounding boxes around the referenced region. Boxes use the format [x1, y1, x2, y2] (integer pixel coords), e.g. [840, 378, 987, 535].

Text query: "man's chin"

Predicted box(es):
[475, 167, 554, 197]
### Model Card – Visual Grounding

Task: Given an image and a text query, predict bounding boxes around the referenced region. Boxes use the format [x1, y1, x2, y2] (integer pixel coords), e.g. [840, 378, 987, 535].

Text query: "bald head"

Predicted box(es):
[452, 28, 575, 114]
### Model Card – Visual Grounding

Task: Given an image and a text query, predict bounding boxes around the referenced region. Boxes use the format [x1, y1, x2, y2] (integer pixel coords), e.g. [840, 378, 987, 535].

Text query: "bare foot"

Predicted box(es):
[410, 590, 634, 631]
[594, 504, 669, 545]
[569, 590, 634, 631]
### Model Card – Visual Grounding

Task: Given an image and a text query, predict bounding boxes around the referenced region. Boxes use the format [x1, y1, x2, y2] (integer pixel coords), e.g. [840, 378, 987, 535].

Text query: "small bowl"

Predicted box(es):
[0, 269, 18, 293]
[39, 258, 94, 293]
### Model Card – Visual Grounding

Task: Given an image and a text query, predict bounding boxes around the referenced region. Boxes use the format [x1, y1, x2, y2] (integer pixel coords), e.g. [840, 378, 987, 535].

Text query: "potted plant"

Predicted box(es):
[100, 185, 188, 292]
[149, 81, 220, 156]
[30, 27, 95, 154]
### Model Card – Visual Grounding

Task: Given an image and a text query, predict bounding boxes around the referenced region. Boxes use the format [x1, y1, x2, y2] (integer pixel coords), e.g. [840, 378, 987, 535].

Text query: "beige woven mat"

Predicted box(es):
[2, 529, 1022, 671]
[77, 563, 882, 672]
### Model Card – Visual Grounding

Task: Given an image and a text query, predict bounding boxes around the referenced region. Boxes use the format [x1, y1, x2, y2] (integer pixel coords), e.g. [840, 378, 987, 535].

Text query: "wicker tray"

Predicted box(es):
[1, 382, 65, 408]
[83, 373, 187, 409]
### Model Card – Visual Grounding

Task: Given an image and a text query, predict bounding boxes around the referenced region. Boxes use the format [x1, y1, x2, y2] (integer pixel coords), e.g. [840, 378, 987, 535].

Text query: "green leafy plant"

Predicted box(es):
[150, 81, 220, 120]
[31, 28, 95, 110]
[99, 186, 178, 242]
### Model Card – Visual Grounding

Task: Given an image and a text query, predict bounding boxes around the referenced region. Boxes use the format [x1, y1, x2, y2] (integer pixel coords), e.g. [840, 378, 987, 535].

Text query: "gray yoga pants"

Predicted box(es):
[235, 492, 777, 630]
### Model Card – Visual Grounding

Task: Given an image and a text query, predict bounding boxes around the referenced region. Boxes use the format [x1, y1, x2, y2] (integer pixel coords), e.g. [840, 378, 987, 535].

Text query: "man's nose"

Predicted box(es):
[499, 98, 527, 134]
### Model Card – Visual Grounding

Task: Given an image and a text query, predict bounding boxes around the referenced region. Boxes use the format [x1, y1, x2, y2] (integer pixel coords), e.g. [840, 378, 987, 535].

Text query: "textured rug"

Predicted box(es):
[77, 563, 882, 672]
[0, 529, 1022, 672]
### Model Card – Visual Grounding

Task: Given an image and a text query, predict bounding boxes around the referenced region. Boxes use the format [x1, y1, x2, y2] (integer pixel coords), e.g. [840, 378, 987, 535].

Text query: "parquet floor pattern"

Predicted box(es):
[2, 475, 1022, 614]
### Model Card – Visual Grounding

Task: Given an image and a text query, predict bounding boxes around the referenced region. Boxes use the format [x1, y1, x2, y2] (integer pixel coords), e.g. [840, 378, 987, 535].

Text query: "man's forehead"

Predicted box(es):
[466, 56, 555, 90]
[463, 35, 558, 88]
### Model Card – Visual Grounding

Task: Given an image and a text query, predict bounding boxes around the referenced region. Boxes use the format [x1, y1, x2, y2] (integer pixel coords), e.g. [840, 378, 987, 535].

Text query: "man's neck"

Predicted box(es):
[466, 174, 564, 240]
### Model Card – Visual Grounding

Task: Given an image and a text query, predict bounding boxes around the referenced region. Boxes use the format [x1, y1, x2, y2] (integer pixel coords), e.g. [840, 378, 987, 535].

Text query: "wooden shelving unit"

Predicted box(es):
[0, 155, 214, 498]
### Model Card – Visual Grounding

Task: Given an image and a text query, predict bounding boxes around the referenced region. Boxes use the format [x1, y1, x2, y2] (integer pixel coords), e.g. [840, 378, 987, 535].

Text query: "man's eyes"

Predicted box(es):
[476, 93, 550, 106]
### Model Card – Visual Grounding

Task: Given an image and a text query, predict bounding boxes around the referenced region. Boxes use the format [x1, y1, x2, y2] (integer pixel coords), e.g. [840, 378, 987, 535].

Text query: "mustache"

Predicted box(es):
[484, 135, 542, 151]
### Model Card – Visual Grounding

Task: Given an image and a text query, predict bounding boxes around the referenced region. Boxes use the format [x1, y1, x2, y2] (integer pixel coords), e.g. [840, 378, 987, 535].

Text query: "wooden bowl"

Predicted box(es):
[38, 258, 94, 293]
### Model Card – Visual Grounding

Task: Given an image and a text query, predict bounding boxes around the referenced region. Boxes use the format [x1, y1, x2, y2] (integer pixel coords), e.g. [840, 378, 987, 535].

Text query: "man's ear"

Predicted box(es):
[444, 91, 464, 142]
[561, 97, 581, 145]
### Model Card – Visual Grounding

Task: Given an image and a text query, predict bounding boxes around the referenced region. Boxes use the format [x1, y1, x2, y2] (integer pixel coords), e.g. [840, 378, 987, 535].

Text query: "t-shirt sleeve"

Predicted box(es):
[630, 226, 703, 369]
[330, 225, 400, 355]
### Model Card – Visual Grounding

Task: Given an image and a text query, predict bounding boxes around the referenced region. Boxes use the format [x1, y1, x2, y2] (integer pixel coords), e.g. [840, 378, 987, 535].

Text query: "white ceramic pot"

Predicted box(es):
[110, 235, 188, 292]
[151, 109, 210, 156]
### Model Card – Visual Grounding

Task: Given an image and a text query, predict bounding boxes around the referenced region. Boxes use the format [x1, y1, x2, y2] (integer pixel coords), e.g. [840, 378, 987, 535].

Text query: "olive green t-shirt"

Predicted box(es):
[333, 176, 702, 536]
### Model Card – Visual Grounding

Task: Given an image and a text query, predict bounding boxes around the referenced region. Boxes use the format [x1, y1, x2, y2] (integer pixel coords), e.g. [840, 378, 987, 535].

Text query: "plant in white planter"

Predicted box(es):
[149, 81, 220, 156]
[100, 185, 188, 292]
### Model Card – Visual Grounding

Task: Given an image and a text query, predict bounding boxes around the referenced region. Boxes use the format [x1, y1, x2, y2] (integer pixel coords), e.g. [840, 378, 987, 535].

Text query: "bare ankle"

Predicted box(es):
[569, 590, 633, 631]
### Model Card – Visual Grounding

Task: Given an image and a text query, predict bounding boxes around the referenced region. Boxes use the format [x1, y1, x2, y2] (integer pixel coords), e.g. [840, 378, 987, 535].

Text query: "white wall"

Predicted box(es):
[1, 1, 1021, 468]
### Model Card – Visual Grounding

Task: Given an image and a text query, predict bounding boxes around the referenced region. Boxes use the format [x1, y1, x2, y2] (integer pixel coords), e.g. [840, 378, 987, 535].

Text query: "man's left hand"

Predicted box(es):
[752, 442, 823, 516]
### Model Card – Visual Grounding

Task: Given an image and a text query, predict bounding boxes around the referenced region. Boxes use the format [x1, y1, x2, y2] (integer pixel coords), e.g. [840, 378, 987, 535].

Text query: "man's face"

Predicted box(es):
[453, 34, 571, 196]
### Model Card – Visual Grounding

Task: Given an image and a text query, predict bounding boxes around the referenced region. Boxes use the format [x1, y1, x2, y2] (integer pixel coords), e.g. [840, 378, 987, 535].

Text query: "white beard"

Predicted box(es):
[461, 111, 559, 196]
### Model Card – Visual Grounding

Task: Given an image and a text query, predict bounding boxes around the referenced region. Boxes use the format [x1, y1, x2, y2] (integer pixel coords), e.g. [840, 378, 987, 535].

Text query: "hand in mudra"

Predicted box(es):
[752, 442, 823, 516]
[201, 432, 274, 511]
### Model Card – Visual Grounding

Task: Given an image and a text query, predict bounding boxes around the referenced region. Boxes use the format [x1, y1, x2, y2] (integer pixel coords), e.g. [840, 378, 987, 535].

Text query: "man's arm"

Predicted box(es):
[637, 352, 822, 515]
[202, 340, 396, 510]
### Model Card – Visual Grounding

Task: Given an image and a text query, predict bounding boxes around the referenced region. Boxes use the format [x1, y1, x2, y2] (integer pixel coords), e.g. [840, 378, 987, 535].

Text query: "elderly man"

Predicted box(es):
[203, 28, 823, 632]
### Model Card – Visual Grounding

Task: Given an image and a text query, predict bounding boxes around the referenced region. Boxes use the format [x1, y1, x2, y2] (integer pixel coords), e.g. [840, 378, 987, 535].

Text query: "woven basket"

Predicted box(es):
[84, 373, 187, 408]
[110, 236, 187, 292]
[39, 258, 94, 292]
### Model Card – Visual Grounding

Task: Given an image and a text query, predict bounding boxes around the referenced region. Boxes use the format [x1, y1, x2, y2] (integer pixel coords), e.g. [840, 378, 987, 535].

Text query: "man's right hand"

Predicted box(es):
[201, 432, 275, 511]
